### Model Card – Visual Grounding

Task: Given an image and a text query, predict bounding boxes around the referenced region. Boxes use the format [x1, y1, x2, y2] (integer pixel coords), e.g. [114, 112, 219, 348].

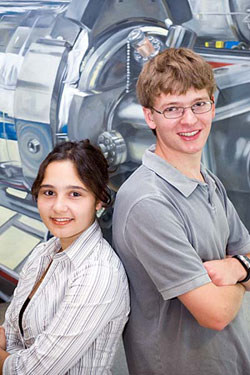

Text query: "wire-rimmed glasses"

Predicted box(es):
[151, 100, 214, 119]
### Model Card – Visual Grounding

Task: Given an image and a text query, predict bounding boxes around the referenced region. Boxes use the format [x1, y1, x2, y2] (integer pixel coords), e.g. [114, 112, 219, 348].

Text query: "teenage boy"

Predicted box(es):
[113, 48, 250, 375]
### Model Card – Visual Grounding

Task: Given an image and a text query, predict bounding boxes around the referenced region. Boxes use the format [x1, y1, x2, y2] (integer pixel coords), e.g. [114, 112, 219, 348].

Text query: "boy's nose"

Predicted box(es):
[180, 107, 198, 124]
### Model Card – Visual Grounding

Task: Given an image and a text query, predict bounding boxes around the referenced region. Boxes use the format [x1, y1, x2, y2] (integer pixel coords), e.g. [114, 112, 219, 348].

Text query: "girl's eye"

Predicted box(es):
[70, 191, 81, 197]
[44, 190, 55, 196]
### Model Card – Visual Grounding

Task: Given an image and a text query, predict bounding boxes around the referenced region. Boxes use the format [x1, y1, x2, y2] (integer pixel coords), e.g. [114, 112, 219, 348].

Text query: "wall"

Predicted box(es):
[1, 0, 250, 298]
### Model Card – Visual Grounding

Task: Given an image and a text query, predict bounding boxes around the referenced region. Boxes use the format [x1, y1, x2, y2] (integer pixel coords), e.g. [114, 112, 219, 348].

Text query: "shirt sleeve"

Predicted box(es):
[124, 195, 211, 300]
[3, 261, 127, 375]
[3, 317, 24, 354]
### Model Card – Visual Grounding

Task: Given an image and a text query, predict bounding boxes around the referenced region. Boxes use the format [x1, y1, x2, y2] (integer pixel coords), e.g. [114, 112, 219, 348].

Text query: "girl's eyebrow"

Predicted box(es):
[67, 185, 88, 192]
[39, 184, 89, 192]
[39, 184, 54, 189]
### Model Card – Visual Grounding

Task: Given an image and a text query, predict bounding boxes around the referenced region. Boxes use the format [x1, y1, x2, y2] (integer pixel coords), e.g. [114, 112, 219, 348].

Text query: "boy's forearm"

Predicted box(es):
[179, 280, 245, 331]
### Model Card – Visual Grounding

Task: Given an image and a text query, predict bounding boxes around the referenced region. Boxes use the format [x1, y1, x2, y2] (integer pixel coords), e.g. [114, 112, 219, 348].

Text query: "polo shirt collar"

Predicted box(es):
[142, 145, 205, 197]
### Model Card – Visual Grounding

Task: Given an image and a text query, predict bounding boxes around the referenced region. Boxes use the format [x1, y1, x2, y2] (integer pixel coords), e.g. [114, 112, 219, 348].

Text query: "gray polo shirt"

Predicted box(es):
[113, 145, 250, 375]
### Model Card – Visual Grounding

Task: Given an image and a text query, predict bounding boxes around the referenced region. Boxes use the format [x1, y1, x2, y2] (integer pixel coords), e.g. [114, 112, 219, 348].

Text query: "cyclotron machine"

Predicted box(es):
[1, 0, 250, 297]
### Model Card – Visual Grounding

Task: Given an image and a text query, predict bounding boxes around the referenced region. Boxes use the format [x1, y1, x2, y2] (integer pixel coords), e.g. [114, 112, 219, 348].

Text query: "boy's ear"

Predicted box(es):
[211, 95, 215, 118]
[143, 107, 156, 131]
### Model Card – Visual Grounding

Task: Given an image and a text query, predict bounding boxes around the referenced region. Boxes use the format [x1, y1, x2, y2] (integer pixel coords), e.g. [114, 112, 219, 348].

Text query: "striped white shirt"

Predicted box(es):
[3, 221, 130, 374]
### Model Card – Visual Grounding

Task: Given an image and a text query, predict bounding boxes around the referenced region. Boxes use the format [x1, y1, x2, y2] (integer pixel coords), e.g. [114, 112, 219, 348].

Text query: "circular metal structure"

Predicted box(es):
[98, 130, 127, 166]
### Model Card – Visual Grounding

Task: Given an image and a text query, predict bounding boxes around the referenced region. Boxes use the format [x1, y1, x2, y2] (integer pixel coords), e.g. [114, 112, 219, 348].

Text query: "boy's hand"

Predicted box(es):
[203, 257, 247, 286]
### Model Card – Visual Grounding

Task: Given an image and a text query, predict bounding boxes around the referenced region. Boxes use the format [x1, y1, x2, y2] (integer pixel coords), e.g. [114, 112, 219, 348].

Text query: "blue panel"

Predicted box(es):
[0, 120, 17, 141]
[60, 124, 68, 133]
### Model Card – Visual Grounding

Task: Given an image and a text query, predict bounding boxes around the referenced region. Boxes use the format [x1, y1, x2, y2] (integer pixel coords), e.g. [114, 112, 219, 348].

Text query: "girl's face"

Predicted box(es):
[37, 160, 102, 250]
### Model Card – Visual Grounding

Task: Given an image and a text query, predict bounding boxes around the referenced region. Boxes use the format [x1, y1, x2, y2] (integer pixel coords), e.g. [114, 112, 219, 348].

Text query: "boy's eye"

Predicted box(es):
[165, 106, 179, 113]
[194, 101, 204, 107]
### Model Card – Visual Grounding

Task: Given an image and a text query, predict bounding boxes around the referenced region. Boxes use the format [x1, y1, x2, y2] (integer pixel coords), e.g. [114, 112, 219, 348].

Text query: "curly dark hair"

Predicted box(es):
[31, 139, 111, 206]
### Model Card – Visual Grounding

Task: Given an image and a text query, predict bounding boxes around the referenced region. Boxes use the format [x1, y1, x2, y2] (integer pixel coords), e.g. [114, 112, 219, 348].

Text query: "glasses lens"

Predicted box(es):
[163, 108, 184, 119]
[192, 101, 212, 114]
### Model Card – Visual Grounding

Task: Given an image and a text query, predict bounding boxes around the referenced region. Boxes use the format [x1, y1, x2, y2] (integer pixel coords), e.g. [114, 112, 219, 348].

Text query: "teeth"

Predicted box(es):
[53, 218, 71, 222]
[179, 130, 199, 137]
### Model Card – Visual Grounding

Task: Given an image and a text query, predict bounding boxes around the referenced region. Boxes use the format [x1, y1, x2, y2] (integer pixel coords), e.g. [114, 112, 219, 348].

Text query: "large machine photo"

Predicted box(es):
[1, 0, 250, 300]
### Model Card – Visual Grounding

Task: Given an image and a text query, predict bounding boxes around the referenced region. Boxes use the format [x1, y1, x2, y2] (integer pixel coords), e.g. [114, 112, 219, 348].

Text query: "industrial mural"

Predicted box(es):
[1, 0, 250, 300]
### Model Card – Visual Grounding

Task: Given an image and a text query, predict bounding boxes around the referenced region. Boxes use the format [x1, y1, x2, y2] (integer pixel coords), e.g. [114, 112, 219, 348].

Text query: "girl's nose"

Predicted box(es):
[53, 196, 68, 212]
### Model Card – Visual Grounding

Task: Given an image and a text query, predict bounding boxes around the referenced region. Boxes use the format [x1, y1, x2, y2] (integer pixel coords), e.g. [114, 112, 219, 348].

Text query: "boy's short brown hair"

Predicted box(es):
[136, 48, 216, 109]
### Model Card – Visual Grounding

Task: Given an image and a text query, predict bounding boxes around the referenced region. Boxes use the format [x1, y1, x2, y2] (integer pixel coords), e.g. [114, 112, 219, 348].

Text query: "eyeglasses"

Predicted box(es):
[151, 100, 214, 119]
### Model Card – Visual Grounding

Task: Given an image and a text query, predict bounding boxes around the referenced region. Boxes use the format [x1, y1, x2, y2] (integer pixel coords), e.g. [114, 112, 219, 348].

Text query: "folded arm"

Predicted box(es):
[203, 253, 250, 290]
[178, 280, 245, 331]
[180, 253, 250, 331]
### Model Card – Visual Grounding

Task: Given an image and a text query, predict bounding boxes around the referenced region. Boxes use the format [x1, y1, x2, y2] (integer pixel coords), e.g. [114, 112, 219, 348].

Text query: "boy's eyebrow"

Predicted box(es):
[160, 96, 210, 108]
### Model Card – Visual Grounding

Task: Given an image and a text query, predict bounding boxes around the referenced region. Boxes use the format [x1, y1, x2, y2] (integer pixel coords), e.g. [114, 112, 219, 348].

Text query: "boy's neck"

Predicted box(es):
[155, 144, 204, 182]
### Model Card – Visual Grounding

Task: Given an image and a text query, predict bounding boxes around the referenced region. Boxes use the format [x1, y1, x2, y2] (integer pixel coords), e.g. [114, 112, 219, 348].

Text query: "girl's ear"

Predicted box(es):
[96, 201, 103, 211]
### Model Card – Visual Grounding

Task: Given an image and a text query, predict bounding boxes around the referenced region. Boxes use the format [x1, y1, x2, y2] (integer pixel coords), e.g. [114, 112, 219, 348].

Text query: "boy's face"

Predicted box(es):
[143, 88, 215, 162]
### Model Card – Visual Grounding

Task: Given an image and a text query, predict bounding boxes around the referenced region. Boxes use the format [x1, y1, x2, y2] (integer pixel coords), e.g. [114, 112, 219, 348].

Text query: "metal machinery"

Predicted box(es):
[1, 0, 250, 299]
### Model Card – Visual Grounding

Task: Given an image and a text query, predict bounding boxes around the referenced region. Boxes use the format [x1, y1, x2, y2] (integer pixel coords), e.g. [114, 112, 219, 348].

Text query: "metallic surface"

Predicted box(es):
[1, 0, 250, 297]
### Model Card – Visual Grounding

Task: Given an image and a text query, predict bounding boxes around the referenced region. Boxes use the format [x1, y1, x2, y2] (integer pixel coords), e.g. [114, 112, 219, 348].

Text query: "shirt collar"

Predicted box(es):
[142, 145, 208, 197]
[52, 220, 103, 265]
